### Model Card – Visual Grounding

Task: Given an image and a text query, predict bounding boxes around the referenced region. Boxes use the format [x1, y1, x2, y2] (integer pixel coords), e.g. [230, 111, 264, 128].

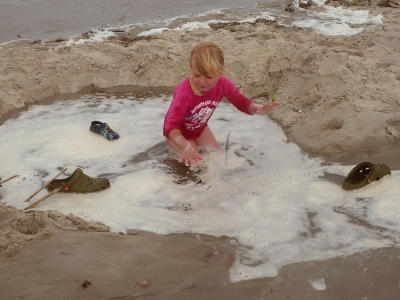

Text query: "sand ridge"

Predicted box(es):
[0, 204, 109, 259]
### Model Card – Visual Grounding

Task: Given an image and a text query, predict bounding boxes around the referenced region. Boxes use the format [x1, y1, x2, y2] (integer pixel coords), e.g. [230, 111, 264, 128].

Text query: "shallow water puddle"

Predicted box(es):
[1, 90, 399, 282]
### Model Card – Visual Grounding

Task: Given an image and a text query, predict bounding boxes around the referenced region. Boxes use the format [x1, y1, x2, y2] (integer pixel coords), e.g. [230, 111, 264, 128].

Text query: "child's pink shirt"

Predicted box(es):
[163, 77, 255, 140]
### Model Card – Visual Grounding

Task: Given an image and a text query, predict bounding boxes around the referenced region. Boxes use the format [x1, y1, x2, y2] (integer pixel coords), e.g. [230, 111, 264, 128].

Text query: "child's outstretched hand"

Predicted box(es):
[179, 143, 203, 167]
[251, 102, 281, 115]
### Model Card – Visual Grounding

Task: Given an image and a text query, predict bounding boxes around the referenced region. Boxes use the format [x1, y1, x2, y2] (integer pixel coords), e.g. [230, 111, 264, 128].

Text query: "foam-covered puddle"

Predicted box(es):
[1, 89, 399, 282]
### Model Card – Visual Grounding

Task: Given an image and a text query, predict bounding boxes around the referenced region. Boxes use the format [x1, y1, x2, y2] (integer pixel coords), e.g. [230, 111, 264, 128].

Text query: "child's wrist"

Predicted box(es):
[250, 103, 261, 114]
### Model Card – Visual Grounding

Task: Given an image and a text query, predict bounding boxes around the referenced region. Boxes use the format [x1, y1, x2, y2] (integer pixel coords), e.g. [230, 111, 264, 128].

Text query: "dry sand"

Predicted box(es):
[1, 2, 400, 299]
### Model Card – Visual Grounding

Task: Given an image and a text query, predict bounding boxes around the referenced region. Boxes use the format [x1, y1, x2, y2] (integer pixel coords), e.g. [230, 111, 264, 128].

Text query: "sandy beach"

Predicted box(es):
[1, 0, 400, 299]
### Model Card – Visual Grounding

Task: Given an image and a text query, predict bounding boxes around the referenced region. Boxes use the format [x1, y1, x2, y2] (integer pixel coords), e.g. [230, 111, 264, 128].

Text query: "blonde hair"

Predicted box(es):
[189, 42, 225, 96]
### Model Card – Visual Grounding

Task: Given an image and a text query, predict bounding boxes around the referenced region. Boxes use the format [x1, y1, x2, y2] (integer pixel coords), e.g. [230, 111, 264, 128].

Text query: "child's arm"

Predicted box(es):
[169, 129, 203, 166]
[249, 102, 280, 115]
[222, 78, 280, 115]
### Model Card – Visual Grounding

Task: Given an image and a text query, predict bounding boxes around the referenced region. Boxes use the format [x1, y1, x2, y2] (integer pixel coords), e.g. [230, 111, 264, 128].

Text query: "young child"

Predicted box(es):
[163, 41, 280, 167]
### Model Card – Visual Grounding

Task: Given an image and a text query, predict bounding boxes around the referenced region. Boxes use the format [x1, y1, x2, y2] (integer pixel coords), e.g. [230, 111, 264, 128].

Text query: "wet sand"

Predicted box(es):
[1, 0, 400, 299]
[1, 206, 400, 300]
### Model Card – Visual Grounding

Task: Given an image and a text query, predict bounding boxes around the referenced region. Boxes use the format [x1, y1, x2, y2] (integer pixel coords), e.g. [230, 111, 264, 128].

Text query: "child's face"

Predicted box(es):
[190, 66, 220, 93]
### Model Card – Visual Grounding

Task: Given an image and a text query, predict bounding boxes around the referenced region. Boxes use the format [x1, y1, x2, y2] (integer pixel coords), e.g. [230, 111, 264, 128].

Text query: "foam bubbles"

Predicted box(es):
[65, 29, 117, 46]
[137, 28, 170, 37]
[1, 92, 399, 282]
[308, 274, 327, 290]
[292, 5, 383, 35]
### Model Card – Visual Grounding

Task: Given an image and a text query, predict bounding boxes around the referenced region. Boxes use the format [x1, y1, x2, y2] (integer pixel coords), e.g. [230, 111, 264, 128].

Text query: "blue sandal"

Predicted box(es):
[90, 121, 120, 140]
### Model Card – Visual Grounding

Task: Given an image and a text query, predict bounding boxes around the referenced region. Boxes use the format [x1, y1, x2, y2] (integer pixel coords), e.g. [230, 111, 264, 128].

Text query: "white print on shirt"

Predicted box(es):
[184, 100, 218, 131]
[190, 100, 219, 114]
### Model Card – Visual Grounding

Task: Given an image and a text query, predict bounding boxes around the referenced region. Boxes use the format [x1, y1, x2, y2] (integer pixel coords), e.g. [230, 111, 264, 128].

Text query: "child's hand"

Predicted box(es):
[254, 102, 280, 115]
[179, 143, 203, 167]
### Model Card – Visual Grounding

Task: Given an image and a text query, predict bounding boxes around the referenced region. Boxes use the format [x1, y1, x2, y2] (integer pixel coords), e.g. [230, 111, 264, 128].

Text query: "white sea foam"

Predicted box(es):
[318, 6, 383, 25]
[65, 29, 117, 46]
[308, 274, 327, 290]
[292, 5, 383, 35]
[133, 4, 382, 38]
[176, 22, 212, 31]
[293, 20, 365, 36]
[311, 0, 328, 7]
[1, 93, 399, 282]
[138, 22, 212, 36]
[137, 27, 170, 37]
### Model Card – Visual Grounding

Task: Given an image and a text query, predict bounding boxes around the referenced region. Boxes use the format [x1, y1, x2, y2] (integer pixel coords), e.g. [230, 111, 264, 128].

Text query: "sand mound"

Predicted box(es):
[0, 205, 109, 258]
